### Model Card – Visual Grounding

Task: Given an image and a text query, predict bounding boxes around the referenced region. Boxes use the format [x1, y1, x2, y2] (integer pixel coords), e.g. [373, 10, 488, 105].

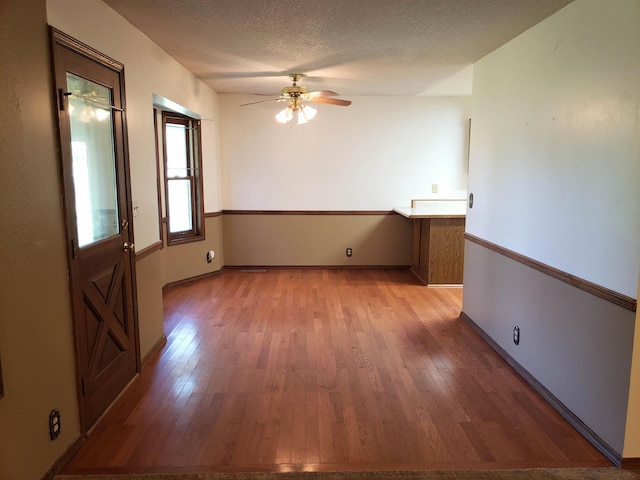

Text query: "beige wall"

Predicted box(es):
[161, 216, 224, 286]
[135, 252, 165, 360]
[135, 217, 225, 365]
[0, 1, 81, 478]
[222, 213, 412, 267]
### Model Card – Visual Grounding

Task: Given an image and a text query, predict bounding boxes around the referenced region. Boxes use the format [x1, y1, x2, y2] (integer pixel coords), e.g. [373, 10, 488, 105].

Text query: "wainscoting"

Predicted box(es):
[221, 211, 412, 268]
[462, 236, 636, 463]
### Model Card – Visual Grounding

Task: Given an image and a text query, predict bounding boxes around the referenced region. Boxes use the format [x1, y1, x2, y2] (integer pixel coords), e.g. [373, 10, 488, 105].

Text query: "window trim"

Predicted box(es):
[161, 111, 205, 246]
[153, 109, 164, 245]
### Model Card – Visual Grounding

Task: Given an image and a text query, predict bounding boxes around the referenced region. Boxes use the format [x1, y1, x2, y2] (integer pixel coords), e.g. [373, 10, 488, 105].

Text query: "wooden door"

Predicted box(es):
[51, 29, 139, 431]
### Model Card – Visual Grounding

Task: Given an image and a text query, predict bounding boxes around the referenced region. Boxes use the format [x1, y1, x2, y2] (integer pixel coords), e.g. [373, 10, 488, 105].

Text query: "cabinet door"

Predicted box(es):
[428, 218, 465, 284]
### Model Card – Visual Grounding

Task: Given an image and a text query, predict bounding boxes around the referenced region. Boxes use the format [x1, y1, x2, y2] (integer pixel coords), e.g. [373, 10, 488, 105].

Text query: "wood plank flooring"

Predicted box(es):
[61, 268, 610, 475]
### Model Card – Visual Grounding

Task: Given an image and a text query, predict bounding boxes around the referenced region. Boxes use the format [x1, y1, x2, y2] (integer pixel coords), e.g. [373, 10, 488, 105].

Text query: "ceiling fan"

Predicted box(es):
[240, 74, 352, 124]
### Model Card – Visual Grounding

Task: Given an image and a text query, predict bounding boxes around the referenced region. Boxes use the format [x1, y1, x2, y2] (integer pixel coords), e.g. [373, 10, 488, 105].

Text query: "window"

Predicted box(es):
[162, 112, 204, 245]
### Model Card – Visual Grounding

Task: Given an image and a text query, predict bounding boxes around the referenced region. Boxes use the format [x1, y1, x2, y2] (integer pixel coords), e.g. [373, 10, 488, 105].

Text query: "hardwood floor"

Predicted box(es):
[61, 268, 610, 475]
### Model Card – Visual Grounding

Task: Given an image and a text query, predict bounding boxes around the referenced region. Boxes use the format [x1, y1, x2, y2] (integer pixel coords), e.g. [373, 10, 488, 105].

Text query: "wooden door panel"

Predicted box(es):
[84, 262, 131, 374]
[51, 28, 138, 431]
[79, 242, 136, 427]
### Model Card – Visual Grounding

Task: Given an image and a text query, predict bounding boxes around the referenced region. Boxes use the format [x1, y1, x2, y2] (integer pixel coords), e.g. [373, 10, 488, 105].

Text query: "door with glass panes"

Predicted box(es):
[51, 28, 138, 431]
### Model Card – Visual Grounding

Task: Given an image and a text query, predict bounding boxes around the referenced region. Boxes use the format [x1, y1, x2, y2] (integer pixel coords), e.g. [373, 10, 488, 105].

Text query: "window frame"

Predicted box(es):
[161, 111, 205, 246]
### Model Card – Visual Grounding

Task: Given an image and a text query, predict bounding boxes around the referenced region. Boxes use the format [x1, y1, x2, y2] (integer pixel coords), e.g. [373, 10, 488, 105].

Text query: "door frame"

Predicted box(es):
[49, 27, 140, 432]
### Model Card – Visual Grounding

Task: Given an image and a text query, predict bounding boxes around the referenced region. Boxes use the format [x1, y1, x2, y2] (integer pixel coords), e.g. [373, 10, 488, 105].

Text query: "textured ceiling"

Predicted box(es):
[103, 0, 573, 97]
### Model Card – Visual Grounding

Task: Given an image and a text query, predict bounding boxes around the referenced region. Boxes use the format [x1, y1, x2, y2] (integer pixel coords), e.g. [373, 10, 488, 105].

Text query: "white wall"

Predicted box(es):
[220, 95, 470, 210]
[467, 0, 640, 298]
[47, 0, 222, 251]
[465, 0, 640, 459]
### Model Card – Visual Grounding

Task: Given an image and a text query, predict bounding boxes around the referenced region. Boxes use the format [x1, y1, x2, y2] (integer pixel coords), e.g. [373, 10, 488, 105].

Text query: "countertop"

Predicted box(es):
[393, 200, 467, 219]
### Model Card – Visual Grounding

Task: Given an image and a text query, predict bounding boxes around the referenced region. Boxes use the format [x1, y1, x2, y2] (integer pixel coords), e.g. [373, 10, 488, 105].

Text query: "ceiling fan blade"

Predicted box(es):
[308, 97, 352, 106]
[306, 90, 338, 98]
[238, 97, 280, 106]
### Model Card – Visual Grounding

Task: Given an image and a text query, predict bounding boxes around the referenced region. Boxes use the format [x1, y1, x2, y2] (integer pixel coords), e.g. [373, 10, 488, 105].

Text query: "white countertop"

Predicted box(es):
[393, 200, 467, 218]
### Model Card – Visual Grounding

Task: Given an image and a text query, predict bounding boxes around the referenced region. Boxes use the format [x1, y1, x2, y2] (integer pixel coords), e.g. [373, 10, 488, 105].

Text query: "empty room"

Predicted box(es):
[1, 1, 639, 479]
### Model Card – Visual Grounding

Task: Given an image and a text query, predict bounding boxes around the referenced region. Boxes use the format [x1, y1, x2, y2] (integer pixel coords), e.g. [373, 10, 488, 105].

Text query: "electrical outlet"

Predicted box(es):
[346, 247, 353, 257]
[206, 250, 215, 263]
[432, 183, 438, 194]
[513, 326, 520, 345]
[49, 409, 61, 440]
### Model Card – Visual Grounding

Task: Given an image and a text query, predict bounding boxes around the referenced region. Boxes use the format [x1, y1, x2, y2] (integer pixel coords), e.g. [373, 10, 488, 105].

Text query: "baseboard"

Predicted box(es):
[163, 268, 224, 289]
[141, 334, 167, 368]
[222, 209, 394, 215]
[40, 434, 85, 480]
[224, 265, 411, 271]
[409, 266, 462, 287]
[459, 311, 623, 467]
[621, 457, 640, 469]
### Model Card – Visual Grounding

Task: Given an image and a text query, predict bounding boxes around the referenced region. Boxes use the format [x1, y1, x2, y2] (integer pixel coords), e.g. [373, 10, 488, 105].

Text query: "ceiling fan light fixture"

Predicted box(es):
[244, 73, 351, 124]
[275, 98, 317, 125]
[275, 106, 294, 124]
[297, 104, 317, 125]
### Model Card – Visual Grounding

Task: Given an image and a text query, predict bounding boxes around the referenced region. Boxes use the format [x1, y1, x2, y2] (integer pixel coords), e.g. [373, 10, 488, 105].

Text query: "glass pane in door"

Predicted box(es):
[66, 72, 119, 247]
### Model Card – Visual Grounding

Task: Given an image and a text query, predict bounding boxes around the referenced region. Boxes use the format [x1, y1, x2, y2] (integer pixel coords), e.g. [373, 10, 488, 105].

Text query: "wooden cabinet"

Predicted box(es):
[411, 217, 465, 285]
[395, 200, 466, 286]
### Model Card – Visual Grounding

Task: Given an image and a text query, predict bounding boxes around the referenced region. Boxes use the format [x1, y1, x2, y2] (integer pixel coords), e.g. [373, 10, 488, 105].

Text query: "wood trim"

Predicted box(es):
[205, 211, 222, 218]
[161, 112, 205, 246]
[141, 334, 167, 368]
[134, 240, 163, 261]
[459, 311, 623, 467]
[40, 434, 85, 480]
[0, 354, 3, 399]
[163, 268, 224, 289]
[153, 108, 164, 243]
[50, 27, 123, 72]
[224, 265, 411, 271]
[621, 457, 640, 469]
[465, 233, 637, 312]
[222, 210, 394, 215]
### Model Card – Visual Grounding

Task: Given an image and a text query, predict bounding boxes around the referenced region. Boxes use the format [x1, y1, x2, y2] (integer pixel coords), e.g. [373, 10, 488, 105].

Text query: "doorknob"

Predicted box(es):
[123, 242, 135, 252]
